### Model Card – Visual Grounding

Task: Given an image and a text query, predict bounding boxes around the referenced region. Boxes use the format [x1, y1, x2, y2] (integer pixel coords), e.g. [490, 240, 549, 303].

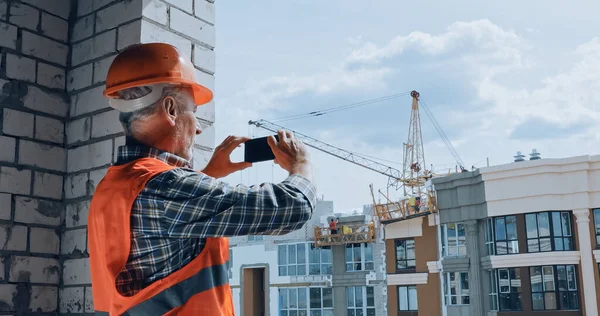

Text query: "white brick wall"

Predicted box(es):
[0, 0, 217, 313]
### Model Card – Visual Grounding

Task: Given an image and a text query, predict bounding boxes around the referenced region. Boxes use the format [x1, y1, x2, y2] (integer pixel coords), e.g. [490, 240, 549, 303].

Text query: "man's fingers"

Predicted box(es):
[232, 161, 252, 171]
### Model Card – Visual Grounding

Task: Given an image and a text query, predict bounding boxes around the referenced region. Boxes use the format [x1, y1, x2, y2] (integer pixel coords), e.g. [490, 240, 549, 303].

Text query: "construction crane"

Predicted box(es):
[248, 91, 463, 224]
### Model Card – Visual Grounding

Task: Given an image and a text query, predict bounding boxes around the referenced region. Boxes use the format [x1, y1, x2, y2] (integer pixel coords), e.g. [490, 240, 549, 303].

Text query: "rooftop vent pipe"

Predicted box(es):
[514, 151, 526, 162]
[530, 149, 541, 160]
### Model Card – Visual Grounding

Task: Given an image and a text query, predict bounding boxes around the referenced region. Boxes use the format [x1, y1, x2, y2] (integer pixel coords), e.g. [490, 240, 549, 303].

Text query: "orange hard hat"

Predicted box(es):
[103, 42, 212, 107]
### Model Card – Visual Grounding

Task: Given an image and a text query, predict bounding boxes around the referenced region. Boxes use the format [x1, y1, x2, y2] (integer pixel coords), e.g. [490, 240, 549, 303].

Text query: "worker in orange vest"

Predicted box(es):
[87, 43, 316, 315]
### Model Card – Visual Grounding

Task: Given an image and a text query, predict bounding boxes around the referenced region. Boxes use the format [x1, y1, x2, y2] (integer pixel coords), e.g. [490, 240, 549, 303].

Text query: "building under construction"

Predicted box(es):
[227, 200, 386, 315]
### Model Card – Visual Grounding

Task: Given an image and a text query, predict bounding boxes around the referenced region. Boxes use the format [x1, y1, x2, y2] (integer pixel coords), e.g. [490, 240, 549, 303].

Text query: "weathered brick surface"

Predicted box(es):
[14, 197, 62, 226]
[33, 171, 64, 199]
[1, 1, 218, 313]
[30, 227, 60, 254]
[0, 224, 28, 251]
[9, 256, 60, 284]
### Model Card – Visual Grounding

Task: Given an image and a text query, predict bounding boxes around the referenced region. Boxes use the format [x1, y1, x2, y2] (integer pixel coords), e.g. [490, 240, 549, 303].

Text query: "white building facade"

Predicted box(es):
[228, 200, 388, 316]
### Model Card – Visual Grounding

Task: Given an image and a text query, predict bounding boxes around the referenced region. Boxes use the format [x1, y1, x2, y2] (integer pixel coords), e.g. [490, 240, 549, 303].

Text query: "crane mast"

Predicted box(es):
[401, 91, 430, 196]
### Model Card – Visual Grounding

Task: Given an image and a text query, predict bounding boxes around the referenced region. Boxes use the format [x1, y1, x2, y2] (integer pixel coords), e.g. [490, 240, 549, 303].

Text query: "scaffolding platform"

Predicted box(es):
[373, 192, 437, 224]
[313, 222, 376, 247]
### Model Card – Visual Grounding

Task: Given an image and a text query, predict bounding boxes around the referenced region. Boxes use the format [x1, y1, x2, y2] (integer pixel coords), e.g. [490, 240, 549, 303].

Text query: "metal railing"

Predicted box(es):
[313, 223, 376, 247]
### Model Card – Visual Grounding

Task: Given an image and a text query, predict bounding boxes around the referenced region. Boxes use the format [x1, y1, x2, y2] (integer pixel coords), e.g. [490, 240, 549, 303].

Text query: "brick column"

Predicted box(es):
[0, 0, 70, 313]
[0, 0, 216, 314]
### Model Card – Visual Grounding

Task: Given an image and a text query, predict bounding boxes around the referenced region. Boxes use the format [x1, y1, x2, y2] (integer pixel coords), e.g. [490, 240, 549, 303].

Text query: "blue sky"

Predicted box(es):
[213, 0, 600, 212]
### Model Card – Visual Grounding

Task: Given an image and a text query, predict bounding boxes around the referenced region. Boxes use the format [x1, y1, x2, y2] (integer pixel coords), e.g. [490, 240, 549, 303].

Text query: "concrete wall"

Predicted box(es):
[0, 0, 216, 314]
[431, 170, 487, 224]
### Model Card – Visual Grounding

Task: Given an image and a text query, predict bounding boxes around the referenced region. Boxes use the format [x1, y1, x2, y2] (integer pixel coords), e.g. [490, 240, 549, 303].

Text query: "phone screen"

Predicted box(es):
[244, 135, 279, 163]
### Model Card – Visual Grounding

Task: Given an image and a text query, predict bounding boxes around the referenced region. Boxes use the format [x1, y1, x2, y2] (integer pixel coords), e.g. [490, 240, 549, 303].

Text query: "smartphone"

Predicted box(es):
[244, 135, 279, 163]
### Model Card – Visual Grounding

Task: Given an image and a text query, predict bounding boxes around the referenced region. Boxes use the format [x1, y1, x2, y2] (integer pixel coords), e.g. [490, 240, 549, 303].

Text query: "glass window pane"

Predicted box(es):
[323, 288, 333, 308]
[499, 269, 509, 293]
[564, 238, 573, 251]
[406, 240, 415, 259]
[506, 216, 517, 240]
[508, 240, 519, 254]
[366, 308, 376, 316]
[365, 244, 373, 262]
[366, 287, 374, 307]
[544, 292, 557, 309]
[322, 248, 332, 263]
[396, 240, 406, 260]
[568, 292, 579, 309]
[408, 286, 418, 310]
[289, 245, 296, 264]
[530, 267, 543, 292]
[528, 239, 540, 252]
[279, 266, 287, 276]
[310, 288, 321, 308]
[562, 212, 572, 236]
[309, 247, 319, 263]
[288, 266, 296, 276]
[355, 287, 363, 307]
[309, 264, 320, 275]
[552, 212, 563, 237]
[297, 244, 306, 263]
[347, 287, 354, 307]
[323, 264, 332, 275]
[539, 238, 552, 252]
[538, 213, 550, 237]
[398, 286, 408, 310]
[526, 214, 538, 238]
[353, 245, 361, 263]
[299, 288, 307, 308]
[495, 218, 507, 240]
[532, 293, 544, 310]
[557, 265, 567, 291]
[542, 266, 555, 290]
[289, 288, 298, 308]
[566, 265, 577, 290]
[496, 241, 508, 255]
[279, 245, 287, 265]
[297, 264, 306, 276]
[280, 289, 288, 309]
[345, 245, 352, 262]
[554, 238, 564, 251]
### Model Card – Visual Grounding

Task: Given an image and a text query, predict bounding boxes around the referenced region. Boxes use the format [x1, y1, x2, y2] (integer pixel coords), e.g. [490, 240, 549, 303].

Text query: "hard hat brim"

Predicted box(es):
[104, 77, 213, 107]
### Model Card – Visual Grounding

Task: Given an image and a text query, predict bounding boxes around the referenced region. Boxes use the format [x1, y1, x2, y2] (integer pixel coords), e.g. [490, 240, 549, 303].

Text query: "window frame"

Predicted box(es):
[346, 286, 376, 316]
[593, 209, 600, 248]
[278, 286, 334, 315]
[444, 272, 470, 306]
[441, 223, 467, 257]
[494, 268, 522, 311]
[345, 243, 374, 272]
[308, 244, 333, 276]
[227, 248, 233, 279]
[278, 242, 333, 277]
[397, 285, 418, 311]
[525, 211, 574, 253]
[529, 265, 579, 311]
[394, 238, 416, 272]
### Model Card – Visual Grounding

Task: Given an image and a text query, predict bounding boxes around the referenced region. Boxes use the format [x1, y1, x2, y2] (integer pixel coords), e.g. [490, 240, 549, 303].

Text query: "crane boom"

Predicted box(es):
[247, 119, 403, 182]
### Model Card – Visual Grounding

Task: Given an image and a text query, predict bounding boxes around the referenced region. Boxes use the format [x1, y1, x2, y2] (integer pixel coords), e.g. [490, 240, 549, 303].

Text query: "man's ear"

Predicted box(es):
[161, 96, 178, 127]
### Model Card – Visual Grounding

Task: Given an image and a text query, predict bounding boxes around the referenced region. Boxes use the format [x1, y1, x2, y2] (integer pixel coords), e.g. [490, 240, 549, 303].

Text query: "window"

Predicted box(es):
[278, 243, 332, 277]
[495, 268, 522, 311]
[278, 287, 333, 316]
[495, 216, 519, 254]
[247, 235, 264, 242]
[444, 272, 469, 305]
[594, 209, 600, 247]
[398, 285, 418, 311]
[347, 286, 376, 316]
[345, 243, 374, 272]
[488, 270, 498, 311]
[395, 239, 416, 271]
[485, 218, 495, 255]
[530, 265, 579, 311]
[278, 243, 306, 276]
[442, 223, 467, 256]
[526, 212, 573, 252]
[309, 244, 333, 275]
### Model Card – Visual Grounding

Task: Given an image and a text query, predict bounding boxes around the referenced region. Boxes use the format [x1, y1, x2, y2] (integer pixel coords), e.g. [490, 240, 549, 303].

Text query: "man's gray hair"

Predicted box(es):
[117, 85, 189, 135]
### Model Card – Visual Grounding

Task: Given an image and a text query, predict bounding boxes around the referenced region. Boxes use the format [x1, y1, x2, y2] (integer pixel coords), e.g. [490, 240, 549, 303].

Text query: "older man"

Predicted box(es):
[87, 43, 315, 315]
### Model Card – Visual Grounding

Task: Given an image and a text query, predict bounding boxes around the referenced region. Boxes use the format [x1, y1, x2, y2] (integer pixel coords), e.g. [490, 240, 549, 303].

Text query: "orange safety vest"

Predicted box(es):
[88, 157, 234, 315]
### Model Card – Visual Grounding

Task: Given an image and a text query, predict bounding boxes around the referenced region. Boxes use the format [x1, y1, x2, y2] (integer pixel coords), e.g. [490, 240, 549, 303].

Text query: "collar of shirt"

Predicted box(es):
[115, 136, 191, 168]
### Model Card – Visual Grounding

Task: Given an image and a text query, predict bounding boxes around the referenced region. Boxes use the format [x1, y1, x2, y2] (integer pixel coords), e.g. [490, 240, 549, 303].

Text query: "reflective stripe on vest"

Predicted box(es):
[123, 263, 228, 315]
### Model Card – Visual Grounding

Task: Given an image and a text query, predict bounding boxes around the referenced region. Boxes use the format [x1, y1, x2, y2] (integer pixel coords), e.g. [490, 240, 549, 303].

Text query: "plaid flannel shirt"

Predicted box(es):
[114, 138, 316, 296]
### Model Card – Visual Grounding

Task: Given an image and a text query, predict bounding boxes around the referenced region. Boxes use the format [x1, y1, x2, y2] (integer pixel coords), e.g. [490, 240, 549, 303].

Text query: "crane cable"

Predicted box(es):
[268, 91, 412, 123]
[418, 98, 466, 169]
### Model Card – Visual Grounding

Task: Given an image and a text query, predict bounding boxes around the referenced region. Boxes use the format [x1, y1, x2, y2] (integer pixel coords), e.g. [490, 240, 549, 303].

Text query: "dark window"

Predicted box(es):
[594, 209, 600, 248]
[496, 268, 522, 311]
[395, 239, 416, 271]
[525, 211, 574, 252]
[490, 216, 519, 255]
[530, 265, 579, 311]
